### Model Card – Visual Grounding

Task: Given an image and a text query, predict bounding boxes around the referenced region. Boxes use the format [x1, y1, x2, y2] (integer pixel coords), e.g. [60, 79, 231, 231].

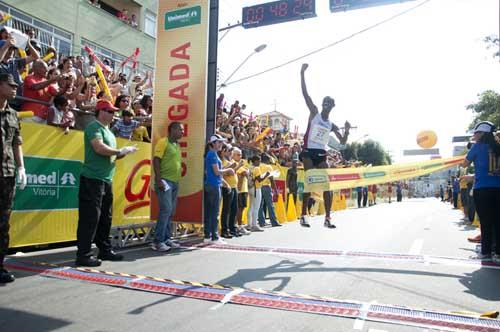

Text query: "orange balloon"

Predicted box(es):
[416, 130, 438, 149]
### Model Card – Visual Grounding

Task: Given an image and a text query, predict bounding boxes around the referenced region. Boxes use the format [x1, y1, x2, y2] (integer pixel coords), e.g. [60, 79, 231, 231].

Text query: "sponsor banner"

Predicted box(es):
[165, 6, 201, 30]
[304, 156, 464, 193]
[13, 156, 80, 211]
[403, 148, 440, 156]
[10, 123, 151, 247]
[151, 0, 210, 223]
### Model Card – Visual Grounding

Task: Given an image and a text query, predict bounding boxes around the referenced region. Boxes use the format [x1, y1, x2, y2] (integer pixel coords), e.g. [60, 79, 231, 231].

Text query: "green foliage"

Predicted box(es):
[342, 139, 392, 166]
[466, 90, 500, 130]
[484, 35, 500, 58]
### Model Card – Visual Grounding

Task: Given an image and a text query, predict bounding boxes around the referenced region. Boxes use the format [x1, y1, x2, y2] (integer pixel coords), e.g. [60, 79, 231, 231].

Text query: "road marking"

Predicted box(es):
[353, 301, 375, 330]
[368, 329, 387, 332]
[210, 288, 245, 310]
[408, 239, 424, 255]
[7, 259, 500, 331]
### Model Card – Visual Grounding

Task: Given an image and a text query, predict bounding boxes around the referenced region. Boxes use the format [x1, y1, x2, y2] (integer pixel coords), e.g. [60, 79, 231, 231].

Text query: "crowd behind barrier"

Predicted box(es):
[0, 19, 497, 272]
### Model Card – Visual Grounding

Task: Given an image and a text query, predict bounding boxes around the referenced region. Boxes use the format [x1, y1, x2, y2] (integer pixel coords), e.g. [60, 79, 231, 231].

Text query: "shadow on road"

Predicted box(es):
[0, 307, 72, 331]
[215, 259, 463, 292]
[459, 269, 500, 301]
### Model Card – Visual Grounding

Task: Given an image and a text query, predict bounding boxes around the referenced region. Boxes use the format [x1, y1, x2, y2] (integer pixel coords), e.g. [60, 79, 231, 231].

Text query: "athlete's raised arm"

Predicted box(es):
[301, 63, 318, 118]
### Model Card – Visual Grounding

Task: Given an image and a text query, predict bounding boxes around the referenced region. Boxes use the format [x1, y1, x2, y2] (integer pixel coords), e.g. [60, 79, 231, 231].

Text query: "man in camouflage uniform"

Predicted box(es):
[0, 73, 27, 284]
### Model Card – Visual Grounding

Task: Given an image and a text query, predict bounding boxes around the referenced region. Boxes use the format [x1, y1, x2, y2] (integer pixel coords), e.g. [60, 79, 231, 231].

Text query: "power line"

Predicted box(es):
[223, 0, 432, 87]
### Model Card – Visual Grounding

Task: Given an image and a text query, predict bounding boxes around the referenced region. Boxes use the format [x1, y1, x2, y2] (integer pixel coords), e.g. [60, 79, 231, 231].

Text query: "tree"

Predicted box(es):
[342, 141, 360, 161]
[466, 90, 500, 130]
[342, 139, 392, 166]
[484, 35, 499, 58]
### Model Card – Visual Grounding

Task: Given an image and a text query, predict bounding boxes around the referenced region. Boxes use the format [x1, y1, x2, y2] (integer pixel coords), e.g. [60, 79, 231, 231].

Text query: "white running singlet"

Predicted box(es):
[304, 113, 333, 150]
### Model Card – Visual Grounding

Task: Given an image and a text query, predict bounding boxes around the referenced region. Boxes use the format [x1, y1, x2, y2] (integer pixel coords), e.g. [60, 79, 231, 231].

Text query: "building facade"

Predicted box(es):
[0, 0, 157, 74]
[258, 110, 293, 132]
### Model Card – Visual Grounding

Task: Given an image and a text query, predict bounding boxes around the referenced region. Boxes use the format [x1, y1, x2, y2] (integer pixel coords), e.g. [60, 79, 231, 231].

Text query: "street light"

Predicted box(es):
[218, 43, 267, 90]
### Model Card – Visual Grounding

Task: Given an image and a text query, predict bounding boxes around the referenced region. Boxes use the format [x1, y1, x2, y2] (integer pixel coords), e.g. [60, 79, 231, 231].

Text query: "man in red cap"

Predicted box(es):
[75, 100, 138, 267]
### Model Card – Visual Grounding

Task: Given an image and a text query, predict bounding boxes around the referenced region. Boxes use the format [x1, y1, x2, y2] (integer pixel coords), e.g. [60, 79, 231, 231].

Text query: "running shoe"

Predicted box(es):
[324, 217, 336, 229]
[300, 215, 310, 228]
[151, 242, 171, 252]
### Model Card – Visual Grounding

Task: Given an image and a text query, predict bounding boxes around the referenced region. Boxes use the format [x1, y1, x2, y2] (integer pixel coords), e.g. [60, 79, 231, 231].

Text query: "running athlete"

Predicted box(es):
[299, 63, 351, 228]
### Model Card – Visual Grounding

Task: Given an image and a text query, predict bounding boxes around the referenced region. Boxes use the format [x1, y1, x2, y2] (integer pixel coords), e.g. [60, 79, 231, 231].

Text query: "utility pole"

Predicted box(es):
[206, 0, 219, 139]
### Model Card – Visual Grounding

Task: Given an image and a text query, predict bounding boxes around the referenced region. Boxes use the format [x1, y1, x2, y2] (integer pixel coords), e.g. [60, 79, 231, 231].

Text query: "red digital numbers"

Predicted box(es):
[246, 6, 265, 22]
[293, 0, 314, 15]
[278, 1, 288, 16]
[243, 0, 315, 28]
[269, 3, 279, 16]
[270, 1, 288, 17]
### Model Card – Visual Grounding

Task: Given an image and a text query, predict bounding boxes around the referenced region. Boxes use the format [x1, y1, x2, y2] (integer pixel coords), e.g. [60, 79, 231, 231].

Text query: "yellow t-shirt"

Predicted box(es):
[237, 165, 249, 193]
[153, 137, 181, 183]
[251, 166, 263, 189]
[132, 126, 150, 142]
[260, 164, 273, 187]
[222, 159, 238, 189]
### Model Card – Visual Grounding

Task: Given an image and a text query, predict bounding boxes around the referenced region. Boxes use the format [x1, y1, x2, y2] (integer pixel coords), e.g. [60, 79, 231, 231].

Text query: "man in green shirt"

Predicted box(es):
[76, 100, 138, 267]
[152, 121, 184, 252]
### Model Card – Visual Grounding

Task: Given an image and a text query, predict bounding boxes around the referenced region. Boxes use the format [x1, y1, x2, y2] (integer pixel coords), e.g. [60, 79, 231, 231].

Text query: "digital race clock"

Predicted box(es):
[242, 0, 316, 29]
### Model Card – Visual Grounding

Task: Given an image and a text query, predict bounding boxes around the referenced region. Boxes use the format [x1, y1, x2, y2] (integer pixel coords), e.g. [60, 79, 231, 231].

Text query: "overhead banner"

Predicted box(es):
[304, 156, 464, 193]
[151, 0, 210, 223]
[10, 123, 151, 248]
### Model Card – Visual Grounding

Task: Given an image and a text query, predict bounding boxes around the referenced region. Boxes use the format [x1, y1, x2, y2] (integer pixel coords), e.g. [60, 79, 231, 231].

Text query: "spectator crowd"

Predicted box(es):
[0, 25, 153, 141]
[2, 20, 496, 261]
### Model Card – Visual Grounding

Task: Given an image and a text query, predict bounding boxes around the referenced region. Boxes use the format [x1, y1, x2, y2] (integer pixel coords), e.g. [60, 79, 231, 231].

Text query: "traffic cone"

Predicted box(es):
[287, 194, 298, 222]
[242, 206, 248, 225]
[340, 194, 346, 210]
[472, 212, 480, 227]
[296, 197, 302, 217]
[317, 199, 325, 216]
[275, 193, 287, 223]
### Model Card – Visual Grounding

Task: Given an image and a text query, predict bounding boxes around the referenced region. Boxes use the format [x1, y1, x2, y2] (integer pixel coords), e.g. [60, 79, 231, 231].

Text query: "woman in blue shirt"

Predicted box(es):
[463, 121, 500, 260]
[204, 134, 234, 243]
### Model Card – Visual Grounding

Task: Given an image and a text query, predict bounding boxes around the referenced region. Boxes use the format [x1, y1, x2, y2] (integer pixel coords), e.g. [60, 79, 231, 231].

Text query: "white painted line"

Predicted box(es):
[368, 329, 387, 332]
[210, 288, 245, 310]
[353, 301, 375, 330]
[408, 239, 424, 255]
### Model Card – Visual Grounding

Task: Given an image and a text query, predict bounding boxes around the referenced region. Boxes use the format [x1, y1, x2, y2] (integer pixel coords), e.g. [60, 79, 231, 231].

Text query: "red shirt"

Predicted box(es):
[21, 75, 58, 119]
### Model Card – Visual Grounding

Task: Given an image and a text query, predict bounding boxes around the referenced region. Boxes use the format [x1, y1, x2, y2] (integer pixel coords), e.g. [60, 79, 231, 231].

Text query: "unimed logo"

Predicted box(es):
[13, 156, 81, 211]
[164, 6, 201, 30]
[26, 171, 77, 197]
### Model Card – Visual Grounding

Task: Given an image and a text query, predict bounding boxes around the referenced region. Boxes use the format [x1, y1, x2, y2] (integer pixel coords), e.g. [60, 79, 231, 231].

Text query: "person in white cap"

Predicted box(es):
[204, 134, 234, 243]
[463, 121, 500, 261]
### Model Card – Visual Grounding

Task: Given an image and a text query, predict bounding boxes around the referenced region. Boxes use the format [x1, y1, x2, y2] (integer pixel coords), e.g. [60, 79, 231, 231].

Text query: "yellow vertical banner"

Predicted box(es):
[151, 1, 209, 223]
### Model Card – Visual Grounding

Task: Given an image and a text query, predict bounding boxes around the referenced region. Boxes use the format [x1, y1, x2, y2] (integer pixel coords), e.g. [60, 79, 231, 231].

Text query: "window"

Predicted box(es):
[2, 4, 73, 58]
[81, 39, 125, 72]
[144, 11, 156, 37]
[81, 39, 154, 77]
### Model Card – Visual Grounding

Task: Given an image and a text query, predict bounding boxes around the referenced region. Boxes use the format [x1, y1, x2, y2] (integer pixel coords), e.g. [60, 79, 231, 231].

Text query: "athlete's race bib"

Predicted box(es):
[309, 124, 330, 146]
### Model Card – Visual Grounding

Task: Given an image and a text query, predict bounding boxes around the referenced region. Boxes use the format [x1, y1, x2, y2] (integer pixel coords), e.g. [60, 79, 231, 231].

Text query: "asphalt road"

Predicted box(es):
[1, 198, 499, 332]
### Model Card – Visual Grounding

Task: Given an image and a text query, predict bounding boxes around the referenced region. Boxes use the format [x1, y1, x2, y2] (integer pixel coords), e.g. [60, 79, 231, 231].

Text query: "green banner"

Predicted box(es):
[13, 156, 81, 211]
[164, 6, 201, 30]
